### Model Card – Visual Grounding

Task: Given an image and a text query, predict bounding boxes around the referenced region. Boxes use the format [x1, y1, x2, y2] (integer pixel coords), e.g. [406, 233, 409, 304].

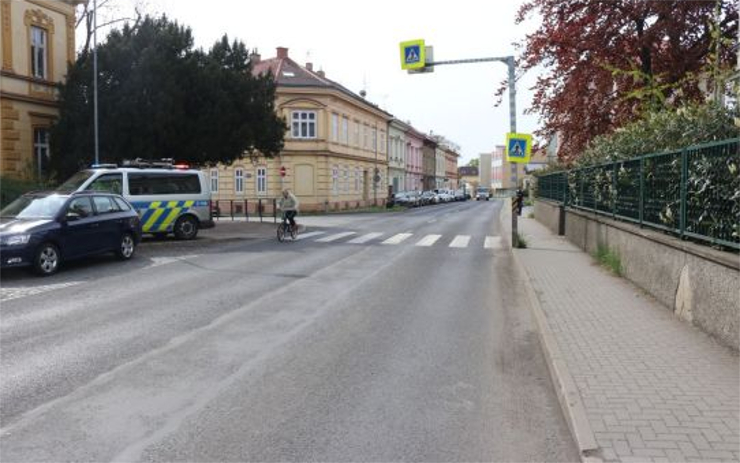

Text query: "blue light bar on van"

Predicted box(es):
[91, 164, 118, 168]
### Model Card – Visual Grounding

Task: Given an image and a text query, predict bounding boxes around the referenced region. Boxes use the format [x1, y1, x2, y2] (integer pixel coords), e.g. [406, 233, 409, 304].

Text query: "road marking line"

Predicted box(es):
[485, 236, 502, 249]
[0, 281, 82, 303]
[449, 235, 471, 248]
[382, 233, 413, 245]
[415, 234, 442, 247]
[316, 231, 356, 242]
[295, 231, 325, 241]
[347, 232, 383, 244]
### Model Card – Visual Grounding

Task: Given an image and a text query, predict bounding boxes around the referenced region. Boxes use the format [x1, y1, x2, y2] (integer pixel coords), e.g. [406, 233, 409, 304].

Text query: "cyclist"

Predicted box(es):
[278, 189, 299, 231]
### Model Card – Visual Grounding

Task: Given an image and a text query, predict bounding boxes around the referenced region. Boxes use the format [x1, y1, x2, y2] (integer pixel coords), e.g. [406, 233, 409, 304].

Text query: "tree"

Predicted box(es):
[51, 16, 286, 180]
[513, 0, 738, 161]
[466, 158, 479, 168]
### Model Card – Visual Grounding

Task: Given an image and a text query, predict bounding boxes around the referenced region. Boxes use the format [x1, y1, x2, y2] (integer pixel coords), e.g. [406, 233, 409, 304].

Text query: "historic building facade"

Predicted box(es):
[0, 0, 78, 180]
[405, 126, 424, 192]
[209, 47, 392, 212]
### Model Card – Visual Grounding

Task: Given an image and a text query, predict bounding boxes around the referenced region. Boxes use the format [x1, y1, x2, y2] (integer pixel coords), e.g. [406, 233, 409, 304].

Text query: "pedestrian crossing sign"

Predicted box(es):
[506, 133, 533, 163]
[400, 39, 425, 70]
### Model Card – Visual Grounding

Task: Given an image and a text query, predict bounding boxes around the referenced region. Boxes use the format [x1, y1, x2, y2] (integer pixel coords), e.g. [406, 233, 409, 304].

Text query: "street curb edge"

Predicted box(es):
[501, 198, 602, 463]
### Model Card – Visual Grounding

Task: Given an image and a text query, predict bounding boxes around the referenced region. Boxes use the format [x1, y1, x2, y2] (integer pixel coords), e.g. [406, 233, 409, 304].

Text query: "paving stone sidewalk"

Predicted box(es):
[515, 215, 739, 463]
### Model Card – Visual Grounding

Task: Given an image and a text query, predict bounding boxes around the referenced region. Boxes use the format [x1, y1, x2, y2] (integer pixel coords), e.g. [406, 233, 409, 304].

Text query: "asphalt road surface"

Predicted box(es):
[0, 200, 579, 462]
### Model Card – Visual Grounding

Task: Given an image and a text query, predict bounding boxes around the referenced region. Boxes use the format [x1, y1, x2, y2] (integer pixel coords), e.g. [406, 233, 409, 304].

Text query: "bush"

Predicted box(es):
[594, 245, 622, 276]
[0, 177, 44, 208]
[576, 103, 738, 167]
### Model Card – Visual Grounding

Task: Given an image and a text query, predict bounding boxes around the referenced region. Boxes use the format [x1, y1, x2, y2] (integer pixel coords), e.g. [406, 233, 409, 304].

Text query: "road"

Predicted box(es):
[0, 200, 578, 462]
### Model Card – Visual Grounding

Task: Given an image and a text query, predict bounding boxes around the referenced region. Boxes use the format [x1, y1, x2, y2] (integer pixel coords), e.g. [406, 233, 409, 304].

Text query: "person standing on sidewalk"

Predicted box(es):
[278, 189, 299, 230]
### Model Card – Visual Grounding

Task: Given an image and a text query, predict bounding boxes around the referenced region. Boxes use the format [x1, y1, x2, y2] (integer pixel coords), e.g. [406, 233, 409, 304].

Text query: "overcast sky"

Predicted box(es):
[85, 0, 543, 165]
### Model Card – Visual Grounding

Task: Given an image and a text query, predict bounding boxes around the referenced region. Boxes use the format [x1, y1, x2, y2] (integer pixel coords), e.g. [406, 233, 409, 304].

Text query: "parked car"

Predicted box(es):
[421, 191, 439, 205]
[0, 191, 142, 276]
[476, 187, 491, 201]
[454, 189, 466, 201]
[404, 191, 422, 207]
[57, 159, 213, 240]
[388, 192, 409, 208]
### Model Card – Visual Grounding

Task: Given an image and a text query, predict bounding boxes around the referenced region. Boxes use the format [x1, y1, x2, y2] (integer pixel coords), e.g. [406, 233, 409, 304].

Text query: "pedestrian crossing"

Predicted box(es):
[289, 231, 504, 250]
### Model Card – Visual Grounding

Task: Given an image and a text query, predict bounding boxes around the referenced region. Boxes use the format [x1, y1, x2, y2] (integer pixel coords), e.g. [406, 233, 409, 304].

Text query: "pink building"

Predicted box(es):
[405, 126, 424, 191]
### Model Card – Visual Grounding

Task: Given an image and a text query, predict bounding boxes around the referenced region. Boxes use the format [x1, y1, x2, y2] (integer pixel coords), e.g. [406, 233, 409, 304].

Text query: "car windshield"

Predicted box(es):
[0, 194, 67, 219]
[57, 170, 95, 192]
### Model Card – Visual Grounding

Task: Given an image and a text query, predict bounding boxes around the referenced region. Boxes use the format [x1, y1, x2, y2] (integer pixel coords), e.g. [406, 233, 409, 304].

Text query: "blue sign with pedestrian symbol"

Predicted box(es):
[400, 39, 426, 70]
[505, 133, 532, 163]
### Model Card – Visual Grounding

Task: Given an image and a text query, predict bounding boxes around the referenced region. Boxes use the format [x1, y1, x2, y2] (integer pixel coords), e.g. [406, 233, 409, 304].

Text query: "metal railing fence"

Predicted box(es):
[536, 138, 739, 250]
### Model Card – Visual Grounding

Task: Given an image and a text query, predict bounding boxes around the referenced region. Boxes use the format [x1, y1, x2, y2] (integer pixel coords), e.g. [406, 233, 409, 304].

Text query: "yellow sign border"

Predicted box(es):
[400, 39, 426, 70]
[505, 132, 533, 164]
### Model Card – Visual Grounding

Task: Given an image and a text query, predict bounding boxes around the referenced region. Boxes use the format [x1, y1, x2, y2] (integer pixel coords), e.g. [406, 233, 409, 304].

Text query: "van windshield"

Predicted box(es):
[58, 171, 95, 192]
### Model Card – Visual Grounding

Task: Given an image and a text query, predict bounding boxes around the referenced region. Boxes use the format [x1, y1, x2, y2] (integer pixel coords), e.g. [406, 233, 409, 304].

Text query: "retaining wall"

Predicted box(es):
[535, 200, 740, 351]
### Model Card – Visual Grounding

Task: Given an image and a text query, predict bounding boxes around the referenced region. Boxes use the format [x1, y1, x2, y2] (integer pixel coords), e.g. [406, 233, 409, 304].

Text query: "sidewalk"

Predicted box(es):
[512, 212, 739, 463]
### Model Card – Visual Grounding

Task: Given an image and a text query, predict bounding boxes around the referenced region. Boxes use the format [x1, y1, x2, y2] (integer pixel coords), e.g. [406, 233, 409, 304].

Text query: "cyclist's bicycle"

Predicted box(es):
[277, 212, 298, 242]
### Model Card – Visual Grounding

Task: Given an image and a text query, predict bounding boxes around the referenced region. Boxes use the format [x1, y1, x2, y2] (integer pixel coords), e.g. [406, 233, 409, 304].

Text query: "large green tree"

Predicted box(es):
[50, 16, 286, 180]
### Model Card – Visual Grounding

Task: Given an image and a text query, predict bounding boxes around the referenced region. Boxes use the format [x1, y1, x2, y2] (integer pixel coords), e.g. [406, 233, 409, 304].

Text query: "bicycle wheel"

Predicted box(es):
[290, 224, 297, 240]
[277, 224, 285, 242]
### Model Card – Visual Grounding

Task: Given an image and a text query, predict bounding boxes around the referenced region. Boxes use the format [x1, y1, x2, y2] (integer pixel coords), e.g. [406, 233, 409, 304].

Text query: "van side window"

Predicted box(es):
[128, 173, 201, 195]
[87, 173, 123, 194]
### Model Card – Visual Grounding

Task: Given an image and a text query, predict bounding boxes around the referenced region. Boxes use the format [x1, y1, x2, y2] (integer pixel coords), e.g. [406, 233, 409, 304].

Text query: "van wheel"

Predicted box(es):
[174, 215, 198, 240]
[34, 243, 60, 276]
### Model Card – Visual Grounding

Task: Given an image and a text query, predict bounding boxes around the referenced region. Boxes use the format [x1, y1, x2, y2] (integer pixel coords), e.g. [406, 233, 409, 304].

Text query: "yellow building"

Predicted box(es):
[1, 0, 78, 180]
[210, 47, 392, 213]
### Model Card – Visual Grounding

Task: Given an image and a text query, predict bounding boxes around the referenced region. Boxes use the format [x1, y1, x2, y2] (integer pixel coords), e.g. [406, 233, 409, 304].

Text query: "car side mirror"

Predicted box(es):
[65, 211, 81, 222]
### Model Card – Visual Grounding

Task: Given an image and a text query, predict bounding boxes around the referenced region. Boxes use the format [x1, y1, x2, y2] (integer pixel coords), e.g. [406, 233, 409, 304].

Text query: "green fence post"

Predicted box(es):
[679, 148, 687, 238]
[612, 162, 617, 219]
[639, 158, 644, 227]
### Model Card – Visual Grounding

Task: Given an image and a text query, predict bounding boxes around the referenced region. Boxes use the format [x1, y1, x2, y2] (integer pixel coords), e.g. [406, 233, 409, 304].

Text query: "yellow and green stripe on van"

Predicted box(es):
[131, 200, 197, 233]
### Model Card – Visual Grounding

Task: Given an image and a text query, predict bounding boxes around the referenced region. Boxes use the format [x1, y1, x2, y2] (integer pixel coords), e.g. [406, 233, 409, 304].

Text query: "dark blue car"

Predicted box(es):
[0, 191, 142, 276]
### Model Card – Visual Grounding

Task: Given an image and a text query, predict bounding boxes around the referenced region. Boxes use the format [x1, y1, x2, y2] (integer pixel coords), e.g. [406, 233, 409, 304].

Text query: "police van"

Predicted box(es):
[58, 159, 214, 240]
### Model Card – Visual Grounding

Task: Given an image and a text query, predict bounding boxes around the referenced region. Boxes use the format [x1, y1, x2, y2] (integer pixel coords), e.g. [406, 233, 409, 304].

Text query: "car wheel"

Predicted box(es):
[34, 243, 60, 276]
[174, 215, 198, 240]
[116, 233, 136, 260]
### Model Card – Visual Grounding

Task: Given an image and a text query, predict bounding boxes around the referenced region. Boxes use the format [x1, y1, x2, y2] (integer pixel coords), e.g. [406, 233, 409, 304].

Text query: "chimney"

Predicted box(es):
[250, 51, 261, 64]
[276, 47, 288, 59]
[317, 69, 325, 78]
[305, 62, 313, 71]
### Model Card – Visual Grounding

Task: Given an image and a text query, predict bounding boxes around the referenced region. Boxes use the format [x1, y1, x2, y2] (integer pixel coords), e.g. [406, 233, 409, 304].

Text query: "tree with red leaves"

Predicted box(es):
[514, 0, 738, 162]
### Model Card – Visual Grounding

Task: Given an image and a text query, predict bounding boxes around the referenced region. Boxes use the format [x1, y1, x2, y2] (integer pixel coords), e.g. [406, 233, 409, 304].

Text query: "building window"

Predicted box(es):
[210, 168, 219, 192]
[33, 127, 50, 179]
[256, 167, 267, 194]
[331, 113, 338, 142]
[372, 128, 377, 152]
[291, 111, 317, 139]
[344, 166, 349, 192]
[235, 168, 244, 193]
[342, 116, 349, 144]
[332, 165, 338, 194]
[354, 121, 360, 147]
[355, 167, 360, 192]
[30, 26, 47, 80]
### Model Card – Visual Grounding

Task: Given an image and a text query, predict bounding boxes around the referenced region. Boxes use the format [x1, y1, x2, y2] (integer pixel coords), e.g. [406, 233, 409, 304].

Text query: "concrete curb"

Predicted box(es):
[501, 199, 602, 463]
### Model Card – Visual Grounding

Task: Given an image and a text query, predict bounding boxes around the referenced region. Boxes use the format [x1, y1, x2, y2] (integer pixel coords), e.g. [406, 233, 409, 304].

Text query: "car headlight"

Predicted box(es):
[1, 234, 31, 246]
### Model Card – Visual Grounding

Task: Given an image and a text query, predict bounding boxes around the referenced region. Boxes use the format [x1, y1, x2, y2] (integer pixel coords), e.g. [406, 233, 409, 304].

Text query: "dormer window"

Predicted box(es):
[282, 71, 295, 77]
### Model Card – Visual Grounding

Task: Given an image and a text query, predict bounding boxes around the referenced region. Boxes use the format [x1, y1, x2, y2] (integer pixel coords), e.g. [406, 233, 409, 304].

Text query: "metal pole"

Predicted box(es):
[508, 57, 518, 248]
[93, 0, 99, 165]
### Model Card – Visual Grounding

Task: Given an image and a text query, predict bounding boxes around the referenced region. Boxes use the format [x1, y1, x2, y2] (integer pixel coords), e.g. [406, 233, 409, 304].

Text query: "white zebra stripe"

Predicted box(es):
[382, 233, 413, 245]
[415, 234, 441, 247]
[316, 231, 357, 243]
[449, 235, 471, 248]
[347, 232, 384, 244]
[295, 231, 326, 241]
[484, 236, 502, 249]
